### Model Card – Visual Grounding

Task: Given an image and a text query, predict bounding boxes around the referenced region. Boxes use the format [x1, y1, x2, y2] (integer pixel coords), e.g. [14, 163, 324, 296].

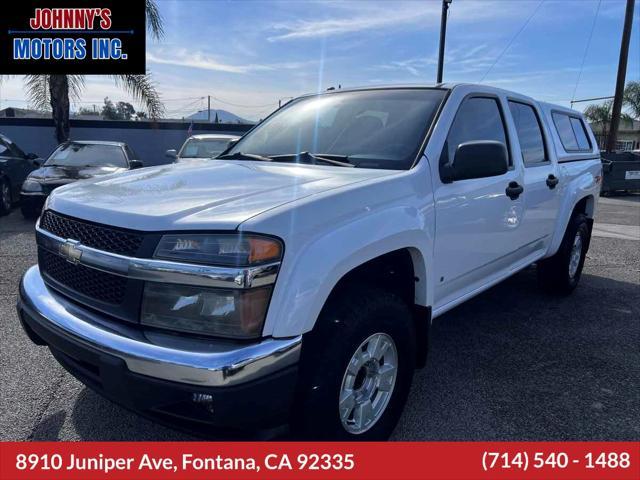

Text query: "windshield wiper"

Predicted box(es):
[217, 152, 272, 162]
[268, 152, 354, 167]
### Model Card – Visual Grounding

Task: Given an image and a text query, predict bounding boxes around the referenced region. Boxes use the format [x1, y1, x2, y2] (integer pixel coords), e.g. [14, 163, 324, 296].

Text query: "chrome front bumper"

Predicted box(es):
[18, 265, 301, 387]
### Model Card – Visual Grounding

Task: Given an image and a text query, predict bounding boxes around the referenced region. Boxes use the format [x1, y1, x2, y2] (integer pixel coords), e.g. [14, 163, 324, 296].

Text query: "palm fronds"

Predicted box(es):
[623, 81, 640, 119]
[24, 75, 50, 111]
[145, 0, 164, 40]
[110, 74, 165, 119]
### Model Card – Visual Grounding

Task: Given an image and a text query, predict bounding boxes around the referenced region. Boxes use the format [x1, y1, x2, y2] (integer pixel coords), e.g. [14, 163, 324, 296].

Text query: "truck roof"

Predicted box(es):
[312, 83, 585, 118]
[68, 140, 127, 147]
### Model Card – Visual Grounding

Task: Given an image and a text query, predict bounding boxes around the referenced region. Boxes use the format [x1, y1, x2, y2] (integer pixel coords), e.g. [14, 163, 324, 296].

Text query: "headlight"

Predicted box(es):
[154, 234, 282, 266]
[143, 234, 282, 338]
[141, 283, 272, 338]
[22, 179, 43, 192]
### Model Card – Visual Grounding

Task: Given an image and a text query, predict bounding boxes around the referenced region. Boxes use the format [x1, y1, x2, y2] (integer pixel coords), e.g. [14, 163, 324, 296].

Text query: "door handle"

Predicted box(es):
[546, 174, 559, 189]
[505, 181, 523, 200]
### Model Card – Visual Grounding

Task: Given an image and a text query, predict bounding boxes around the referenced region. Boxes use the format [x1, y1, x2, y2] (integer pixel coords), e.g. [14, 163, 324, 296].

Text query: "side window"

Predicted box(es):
[553, 112, 591, 152]
[124, 145, 137, 160]
[570, 117, 591, 150]
[0, 140, 9, 156]
[444, 97, 509, 166]
[508, 101, 547, 166]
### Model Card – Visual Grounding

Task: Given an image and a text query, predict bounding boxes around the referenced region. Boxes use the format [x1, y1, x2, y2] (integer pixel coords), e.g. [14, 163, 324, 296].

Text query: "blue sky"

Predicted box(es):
[1, 0, 639, 121]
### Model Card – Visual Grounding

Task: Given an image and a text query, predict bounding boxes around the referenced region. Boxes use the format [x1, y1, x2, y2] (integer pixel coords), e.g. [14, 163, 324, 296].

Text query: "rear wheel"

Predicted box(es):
[292, 286, 415, 440]
[0, 179, 12, 216]
[538, 213, 590, 295]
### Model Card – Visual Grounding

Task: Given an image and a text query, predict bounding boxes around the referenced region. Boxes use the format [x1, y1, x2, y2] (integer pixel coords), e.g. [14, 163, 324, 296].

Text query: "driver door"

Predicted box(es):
[433, 95, 530, 311]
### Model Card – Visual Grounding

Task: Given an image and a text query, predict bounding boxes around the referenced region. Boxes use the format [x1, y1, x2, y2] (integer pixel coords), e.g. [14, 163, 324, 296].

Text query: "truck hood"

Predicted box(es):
[48, 160, 395, 231]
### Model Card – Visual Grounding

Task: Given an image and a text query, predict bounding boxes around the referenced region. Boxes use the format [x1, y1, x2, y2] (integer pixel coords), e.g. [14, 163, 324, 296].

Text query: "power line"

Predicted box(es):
[571, 0, 602, 104]
[480, 0, 545, 82]
[208, 95, 279, 109]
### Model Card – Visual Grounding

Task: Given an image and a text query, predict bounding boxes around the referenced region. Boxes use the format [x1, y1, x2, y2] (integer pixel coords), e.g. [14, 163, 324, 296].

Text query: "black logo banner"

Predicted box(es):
[0, 0, 146, 74]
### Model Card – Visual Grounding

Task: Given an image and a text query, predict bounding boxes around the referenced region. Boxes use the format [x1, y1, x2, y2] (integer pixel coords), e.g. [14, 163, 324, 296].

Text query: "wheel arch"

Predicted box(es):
[547, 192, 596, 258]
[311, 247, 431, 368]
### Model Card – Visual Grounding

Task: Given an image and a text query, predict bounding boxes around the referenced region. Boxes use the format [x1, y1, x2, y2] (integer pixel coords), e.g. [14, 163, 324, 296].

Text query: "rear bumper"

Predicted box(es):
[17, 265, 301, 432]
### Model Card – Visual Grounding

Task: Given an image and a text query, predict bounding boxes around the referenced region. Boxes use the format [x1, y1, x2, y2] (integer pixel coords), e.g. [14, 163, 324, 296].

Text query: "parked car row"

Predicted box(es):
[0, 134, 42, 217]
[0, 133, 241, 219]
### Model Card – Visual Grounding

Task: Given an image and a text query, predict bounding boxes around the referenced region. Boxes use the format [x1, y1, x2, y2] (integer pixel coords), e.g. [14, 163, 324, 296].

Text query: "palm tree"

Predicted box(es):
[2, 0, 165, 143]
[623, 81, 640, 119]
[583, 100, 633, 149]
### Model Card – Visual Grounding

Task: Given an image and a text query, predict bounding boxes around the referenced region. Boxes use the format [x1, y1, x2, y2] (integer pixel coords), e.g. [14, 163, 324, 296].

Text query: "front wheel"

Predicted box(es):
[0, 179, 12, 216]
[292, 286, 415, 440]
[538, 213, 591, 295]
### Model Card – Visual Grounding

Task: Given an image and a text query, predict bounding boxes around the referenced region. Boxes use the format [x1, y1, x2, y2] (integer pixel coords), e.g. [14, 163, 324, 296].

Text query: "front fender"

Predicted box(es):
[255, 198, 433, 338]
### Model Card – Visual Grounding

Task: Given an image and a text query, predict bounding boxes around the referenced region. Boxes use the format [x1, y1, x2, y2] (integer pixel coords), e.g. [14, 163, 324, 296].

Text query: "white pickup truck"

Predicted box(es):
[17, 84, 602, 440]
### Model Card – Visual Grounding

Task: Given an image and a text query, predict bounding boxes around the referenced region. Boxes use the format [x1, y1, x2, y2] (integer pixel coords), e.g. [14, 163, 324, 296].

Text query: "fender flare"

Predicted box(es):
[547, 188, 595, 257]
[263, 206, 432, 338]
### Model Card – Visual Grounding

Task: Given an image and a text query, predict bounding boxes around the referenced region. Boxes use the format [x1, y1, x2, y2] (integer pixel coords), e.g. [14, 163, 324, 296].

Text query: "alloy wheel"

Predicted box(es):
[338, 332, 398, 434]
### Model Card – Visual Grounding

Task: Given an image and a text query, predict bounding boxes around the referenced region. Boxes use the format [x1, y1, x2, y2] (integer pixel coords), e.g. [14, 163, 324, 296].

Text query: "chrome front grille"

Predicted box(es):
[39, 249, 127, 305]
[40, 210, 143, 256]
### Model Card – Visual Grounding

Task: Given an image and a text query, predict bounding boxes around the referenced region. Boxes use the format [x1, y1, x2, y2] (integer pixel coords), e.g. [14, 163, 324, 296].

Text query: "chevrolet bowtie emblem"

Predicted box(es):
[59, 239, 83, 264]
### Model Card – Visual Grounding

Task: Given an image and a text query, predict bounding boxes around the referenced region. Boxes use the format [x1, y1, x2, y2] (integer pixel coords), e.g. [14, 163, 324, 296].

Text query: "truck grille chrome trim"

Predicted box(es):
[19, 266, 301, 387]
[36, 221, 280, 289]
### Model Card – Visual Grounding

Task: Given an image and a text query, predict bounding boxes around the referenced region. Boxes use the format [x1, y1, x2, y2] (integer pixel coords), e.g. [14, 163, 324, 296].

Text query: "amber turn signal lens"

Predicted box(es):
[248, 238, 282, 264]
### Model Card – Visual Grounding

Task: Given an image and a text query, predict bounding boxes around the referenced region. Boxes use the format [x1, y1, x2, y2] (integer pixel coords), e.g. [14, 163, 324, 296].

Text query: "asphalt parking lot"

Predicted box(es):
[1, 196, 639, 441]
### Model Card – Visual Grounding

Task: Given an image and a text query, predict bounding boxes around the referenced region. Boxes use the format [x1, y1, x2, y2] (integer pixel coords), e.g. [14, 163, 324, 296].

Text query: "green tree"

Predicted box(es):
[116, 101, 136, 120]
[101, 97, 119, 120]
[584, 100, 634, 148]
[1, 0, 165, 143]
[623, 81, 640, 119]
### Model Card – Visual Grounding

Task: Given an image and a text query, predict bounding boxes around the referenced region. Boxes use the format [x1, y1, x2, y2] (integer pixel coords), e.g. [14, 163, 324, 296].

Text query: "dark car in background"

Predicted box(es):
[0, 134, 42, 216]
[20, 141, 143, 218]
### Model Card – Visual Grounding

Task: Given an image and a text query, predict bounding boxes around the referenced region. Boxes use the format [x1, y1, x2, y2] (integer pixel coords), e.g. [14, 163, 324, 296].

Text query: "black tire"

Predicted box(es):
[21, 205, 40, 220]
[0, 178, 12, 216]
[537, 213, 591, 295]
[292, 285, 415, 440]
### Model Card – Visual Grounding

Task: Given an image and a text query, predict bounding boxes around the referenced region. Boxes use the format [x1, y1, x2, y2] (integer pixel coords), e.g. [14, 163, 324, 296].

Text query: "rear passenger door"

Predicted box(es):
[508, 100, 560, 246]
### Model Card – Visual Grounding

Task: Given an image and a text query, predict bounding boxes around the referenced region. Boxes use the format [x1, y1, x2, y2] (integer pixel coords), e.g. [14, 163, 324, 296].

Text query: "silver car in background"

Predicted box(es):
[166, 134, 240, 163]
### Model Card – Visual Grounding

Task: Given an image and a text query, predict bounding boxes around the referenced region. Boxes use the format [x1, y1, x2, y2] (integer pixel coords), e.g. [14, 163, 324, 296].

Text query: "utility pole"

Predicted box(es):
[207, 95, 211, 122]
[607, 0, 635, 152]
[436, 0, 452, 84]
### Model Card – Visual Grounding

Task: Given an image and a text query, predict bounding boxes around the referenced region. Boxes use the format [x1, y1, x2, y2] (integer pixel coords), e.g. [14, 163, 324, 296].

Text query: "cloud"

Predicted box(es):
[374, 44, 520, 79]
[267, 2, 440, 41]
[147, 49, 316, 74]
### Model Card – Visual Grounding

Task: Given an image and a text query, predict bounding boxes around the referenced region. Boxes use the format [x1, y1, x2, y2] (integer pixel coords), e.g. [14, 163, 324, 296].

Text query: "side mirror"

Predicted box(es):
[449, 141, 508, 181]
[165, 149, 178, 159]
[129, 160, 144, 169]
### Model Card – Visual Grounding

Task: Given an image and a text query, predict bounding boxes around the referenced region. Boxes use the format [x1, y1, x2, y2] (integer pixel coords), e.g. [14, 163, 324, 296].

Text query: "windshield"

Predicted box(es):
[45, 143, 127, 168]
[179, 138, 235, 158]
[227, 88, 446, 170]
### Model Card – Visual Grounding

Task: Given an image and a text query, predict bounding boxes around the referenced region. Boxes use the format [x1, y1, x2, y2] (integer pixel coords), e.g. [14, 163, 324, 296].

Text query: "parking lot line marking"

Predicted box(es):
[592, 223, 640, 241]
